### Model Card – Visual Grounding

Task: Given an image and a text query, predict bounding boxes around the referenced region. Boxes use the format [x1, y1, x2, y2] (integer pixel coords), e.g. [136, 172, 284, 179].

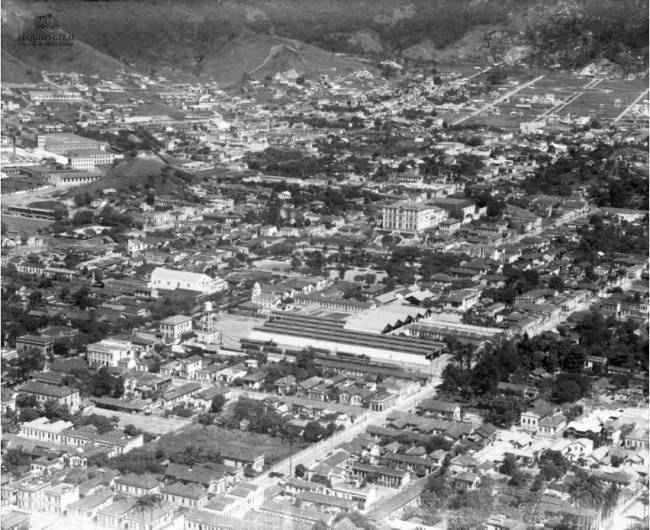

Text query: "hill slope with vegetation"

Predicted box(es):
[1, 0, 647, 83]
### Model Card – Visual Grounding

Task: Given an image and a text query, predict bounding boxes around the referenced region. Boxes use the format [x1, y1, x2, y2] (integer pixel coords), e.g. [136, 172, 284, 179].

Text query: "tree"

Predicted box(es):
[548, 275, 566, 291]
[499, 454, 518, 475]
[601, 484, 620, 520]
[5, 348, 44, 383]
[552, 373, 590, 403]
[508, 469, 527, 487]
[19, 407, 42, 422]
[427, 474, 450, 500]
[3, 448, 32, 474]
[196, 412, 214, 426]
[569, 471, 605, 529]
[133, 494, 163, 530]
[16, 394, 38, 409]
[302, 421, 326, 443]
[124, 424, 141, 437]
[91, 367, 124, 398]
[295, 463, 306, 478]
[43, 399, 70, 421]
[210, 394, 226, 413]
[72, 285, 95, 309]
[484, 395, 523, 428]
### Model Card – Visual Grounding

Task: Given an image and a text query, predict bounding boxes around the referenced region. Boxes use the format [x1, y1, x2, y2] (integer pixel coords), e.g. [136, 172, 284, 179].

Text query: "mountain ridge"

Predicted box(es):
[1, 0, 647, 83]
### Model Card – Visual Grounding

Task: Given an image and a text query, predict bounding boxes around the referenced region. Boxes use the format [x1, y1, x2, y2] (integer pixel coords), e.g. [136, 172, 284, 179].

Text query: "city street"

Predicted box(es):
[250, 355, 450, 489]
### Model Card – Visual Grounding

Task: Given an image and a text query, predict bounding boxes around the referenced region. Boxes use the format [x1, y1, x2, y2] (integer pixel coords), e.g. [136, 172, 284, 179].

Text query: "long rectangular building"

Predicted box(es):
[248, 313, 445, 370]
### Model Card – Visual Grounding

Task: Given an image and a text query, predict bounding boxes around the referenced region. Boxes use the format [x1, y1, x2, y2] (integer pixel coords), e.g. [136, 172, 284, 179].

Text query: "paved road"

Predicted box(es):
[613, 88, 649, 124]
[452, 75, 545, 126]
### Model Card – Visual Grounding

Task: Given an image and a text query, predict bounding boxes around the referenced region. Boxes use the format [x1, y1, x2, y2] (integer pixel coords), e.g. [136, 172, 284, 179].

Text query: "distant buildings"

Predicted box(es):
[36, 133, 107, 154]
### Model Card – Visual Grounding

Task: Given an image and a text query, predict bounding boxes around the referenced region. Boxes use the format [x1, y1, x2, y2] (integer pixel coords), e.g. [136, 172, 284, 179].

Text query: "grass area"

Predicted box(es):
[58, 159, 197, 200]
[157, 424, 298, 467]
[83, 406, 192, 435]
[1, 215, 52, 234]
[1, 175, 45, 194]
[454, 73, 650, 128]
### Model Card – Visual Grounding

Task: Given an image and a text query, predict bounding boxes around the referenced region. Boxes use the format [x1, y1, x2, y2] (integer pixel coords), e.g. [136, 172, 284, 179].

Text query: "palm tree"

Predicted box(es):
[601, 484, 620, 521]
[133, 493, 163, 530]
[569, 472, 605, 530]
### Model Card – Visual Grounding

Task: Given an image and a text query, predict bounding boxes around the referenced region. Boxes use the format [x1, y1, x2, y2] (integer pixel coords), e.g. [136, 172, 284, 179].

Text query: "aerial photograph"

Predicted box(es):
[0, 1, 648, 529]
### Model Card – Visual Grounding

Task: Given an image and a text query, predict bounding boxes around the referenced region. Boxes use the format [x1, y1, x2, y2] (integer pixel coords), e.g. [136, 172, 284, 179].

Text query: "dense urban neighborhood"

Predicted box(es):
[1, 2, 649, 530]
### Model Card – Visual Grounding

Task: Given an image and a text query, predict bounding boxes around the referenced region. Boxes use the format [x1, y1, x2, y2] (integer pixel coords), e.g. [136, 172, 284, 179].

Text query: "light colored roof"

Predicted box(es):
[160, 314, 193, 325]
[151, 267, 210, 283]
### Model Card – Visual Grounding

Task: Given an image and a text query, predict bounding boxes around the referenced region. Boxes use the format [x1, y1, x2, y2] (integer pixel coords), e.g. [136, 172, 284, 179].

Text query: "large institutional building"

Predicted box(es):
[380, 200, 447, 234]
[148, 267, 228, 295]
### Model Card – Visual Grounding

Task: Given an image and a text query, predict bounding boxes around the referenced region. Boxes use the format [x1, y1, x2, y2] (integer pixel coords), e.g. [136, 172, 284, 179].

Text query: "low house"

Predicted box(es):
[66, 488, 114, 521]
[113, 474, 160, 497]
[221, 451, 265, 473]
[538, 413, 567, 438]
[165, 463, 227, 494]
[519, 401, 555, 433]
[96, 499, 136, 529]
[160, 382, 202, 408]
[451, 471, 481, 491]
[273, 375, 297, 395]
[417, 399, 462, 422]
[160, 482, 209, 509]
[18, 382, 81, 413]
[124, 501, 174, 530]
[486, 515, 528, 530]
[350, 462, 410, 488]
[241, 370, 267, 390]
[159, 315, 193, 341]
[369, 391, 397, 412]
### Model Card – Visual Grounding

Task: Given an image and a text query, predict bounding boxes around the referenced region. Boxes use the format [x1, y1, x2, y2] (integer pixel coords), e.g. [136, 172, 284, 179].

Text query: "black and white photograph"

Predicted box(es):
[0, 1, 648, 529]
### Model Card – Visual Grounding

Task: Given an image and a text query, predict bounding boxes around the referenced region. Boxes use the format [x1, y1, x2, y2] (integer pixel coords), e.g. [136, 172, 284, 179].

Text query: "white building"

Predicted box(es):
[67, 149, 121, 171]
[160, 315, 193, 340]
[381, 200, 447, 234]
[148, 267, 228, 294]
[87, 338, 134, 368]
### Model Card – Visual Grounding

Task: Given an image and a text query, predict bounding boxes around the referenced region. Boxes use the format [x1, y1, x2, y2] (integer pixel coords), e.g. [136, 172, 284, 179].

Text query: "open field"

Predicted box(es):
[157, 424, 299, 467]
[83, 405, 192, 435]
[217, 313, 266, 350]
[444, 72, 649, 129]
[1, 214, 52, 233]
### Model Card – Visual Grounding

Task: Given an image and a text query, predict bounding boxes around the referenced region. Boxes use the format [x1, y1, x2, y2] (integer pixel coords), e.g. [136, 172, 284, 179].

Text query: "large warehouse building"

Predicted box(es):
[248, 312, 446, 371]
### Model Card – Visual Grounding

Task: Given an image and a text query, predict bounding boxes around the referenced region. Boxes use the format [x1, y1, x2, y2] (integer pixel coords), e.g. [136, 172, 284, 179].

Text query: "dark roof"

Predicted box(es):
[20, 382, 78, 398]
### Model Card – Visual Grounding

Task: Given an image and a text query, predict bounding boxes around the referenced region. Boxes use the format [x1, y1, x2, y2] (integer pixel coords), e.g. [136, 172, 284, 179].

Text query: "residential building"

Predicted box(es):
[160, 315, 193, 340]
[18, 382, 80, 412]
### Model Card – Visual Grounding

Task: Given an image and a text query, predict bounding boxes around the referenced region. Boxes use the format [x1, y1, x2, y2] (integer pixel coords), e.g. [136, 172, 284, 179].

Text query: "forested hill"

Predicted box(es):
[1, 0, 647, 82]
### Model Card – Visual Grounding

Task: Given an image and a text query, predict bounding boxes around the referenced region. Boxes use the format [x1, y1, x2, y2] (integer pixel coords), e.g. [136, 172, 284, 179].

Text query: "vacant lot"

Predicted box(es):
[455, 72, 649, 128]
[83, 405, 192, 435]
[1, 215, 52, 234]
[218, 313, 266, 350]
[158, 424, 298, 467]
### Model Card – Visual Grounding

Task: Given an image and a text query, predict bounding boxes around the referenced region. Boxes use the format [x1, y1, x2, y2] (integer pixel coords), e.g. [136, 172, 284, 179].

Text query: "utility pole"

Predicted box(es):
[289, 437, 293, 477]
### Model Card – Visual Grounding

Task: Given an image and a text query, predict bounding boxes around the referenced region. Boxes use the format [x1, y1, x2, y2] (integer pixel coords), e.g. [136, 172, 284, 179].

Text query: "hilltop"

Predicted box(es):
[58, 159, 199, 202]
